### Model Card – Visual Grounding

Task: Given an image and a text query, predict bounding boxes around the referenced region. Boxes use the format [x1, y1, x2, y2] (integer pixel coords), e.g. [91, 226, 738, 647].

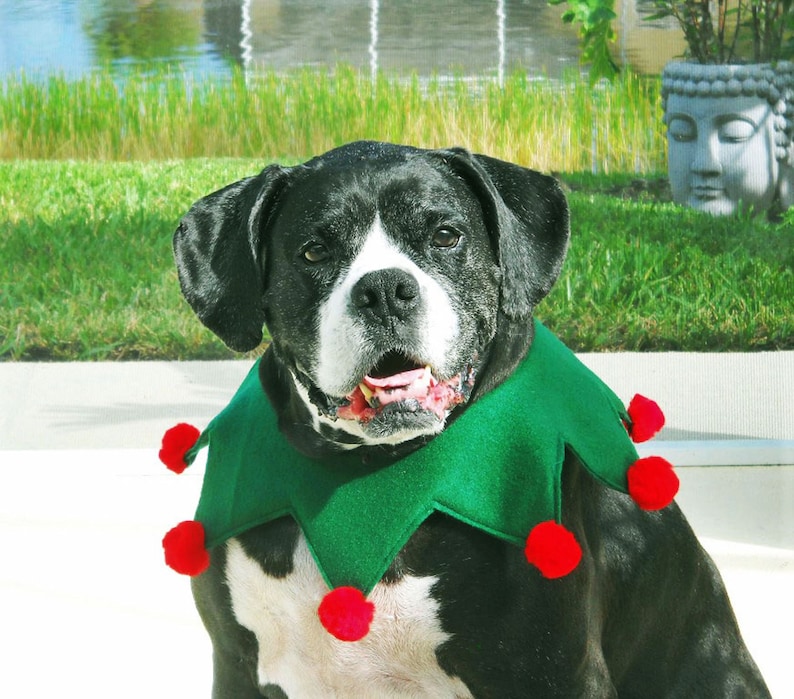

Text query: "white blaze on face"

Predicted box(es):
[315, 213, 459, 397]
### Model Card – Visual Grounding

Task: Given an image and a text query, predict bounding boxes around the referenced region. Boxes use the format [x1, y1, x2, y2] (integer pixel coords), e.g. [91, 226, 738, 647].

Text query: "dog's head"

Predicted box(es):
[174, 141, 569, 451]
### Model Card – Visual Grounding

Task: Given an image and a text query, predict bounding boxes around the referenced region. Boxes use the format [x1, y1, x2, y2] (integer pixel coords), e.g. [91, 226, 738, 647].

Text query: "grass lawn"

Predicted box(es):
[2, 159, 791, 360]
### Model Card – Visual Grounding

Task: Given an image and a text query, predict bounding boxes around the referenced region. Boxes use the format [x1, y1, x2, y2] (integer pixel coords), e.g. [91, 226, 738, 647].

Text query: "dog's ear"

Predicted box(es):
[436, 148, 570, 319]
[173, 165, 293, 352]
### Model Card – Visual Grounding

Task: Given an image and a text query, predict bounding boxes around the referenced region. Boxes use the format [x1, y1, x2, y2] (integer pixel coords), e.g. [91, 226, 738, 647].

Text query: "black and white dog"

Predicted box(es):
[174, 141, 769, 698]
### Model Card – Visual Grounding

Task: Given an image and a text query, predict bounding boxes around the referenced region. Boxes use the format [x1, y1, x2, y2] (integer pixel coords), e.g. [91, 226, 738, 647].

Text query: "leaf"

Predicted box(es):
[590, 7, 617, 23]
[644, 10, 673, 21]
[548, 0, 619, 82]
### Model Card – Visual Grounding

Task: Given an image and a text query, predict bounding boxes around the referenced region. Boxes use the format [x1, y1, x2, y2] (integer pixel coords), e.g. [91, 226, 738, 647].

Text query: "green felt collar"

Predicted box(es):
[185, 320, 639, 593]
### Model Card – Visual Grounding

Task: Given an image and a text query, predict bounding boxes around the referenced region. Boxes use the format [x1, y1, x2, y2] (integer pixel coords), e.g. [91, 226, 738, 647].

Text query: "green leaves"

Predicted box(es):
[645, 0, 794, 63]
[550, 0, 619, 83]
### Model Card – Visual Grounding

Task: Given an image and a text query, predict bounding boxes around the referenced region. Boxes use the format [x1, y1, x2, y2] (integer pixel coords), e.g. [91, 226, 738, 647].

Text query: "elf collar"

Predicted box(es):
[160, 320, 676, 641]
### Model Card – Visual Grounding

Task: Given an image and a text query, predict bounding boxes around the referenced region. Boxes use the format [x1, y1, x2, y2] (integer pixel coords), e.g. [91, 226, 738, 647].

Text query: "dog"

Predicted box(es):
[173, 141, 770, 698]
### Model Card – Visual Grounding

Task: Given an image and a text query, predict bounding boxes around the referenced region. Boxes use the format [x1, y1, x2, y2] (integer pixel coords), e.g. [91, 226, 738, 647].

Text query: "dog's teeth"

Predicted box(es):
[359, 382, 375, 406]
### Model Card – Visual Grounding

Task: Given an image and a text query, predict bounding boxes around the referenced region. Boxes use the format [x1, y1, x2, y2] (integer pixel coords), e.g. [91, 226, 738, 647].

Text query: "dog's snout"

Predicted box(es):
[351, 268, 420, 323]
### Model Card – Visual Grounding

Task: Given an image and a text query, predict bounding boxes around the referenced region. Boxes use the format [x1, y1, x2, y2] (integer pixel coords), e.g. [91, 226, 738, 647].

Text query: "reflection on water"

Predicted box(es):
[0, 0, 681, 80]
[82, 1, 204, 64]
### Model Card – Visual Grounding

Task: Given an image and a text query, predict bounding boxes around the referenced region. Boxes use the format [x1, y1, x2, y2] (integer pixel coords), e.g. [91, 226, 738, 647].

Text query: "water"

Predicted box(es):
[0, 0, 679, 81]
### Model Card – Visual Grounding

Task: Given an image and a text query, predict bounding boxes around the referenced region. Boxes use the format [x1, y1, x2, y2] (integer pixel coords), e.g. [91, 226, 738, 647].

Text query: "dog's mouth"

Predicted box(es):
[336, 351, 475, 424]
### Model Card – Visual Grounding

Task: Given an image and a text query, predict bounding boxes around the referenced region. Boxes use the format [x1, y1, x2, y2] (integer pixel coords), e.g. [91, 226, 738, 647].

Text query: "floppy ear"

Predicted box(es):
[173, 165, 293, 352]
[438, 148, 570, 319]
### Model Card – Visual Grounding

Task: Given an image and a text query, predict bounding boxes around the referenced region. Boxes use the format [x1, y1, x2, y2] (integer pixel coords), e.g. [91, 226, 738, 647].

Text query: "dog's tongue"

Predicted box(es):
[361, 367, 432, 401]
[338, 366, 464, 422]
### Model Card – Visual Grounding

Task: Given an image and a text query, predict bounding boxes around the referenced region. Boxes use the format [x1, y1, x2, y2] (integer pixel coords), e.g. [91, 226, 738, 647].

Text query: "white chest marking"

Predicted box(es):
[225, 535, 473, 698]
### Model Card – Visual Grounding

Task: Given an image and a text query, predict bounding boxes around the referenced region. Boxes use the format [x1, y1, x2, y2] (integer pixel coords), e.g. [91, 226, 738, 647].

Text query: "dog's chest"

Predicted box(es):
[224, 535, 473, 698]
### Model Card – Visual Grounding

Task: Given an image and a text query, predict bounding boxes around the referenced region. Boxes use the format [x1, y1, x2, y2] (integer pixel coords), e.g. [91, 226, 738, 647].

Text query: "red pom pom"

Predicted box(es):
[162, 520, 210, 576]
[524, 521, 582, 579]
[159, 423, 200, 474]
[627, 456, 679, 511]
[626, 394, 665, 443]
[318, 587, 375, 642]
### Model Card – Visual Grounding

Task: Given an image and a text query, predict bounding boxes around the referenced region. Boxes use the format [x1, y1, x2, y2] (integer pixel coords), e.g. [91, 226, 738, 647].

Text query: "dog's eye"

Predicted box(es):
[302, 243, 330, 264]
[431, 228, 461, 249]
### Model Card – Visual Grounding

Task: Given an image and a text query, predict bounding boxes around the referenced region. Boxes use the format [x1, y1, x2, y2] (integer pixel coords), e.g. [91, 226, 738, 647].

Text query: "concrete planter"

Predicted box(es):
[661, 61, 794, 216]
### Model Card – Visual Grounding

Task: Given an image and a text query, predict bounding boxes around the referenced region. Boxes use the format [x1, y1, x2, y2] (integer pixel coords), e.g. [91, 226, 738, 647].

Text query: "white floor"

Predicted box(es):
[1, 449, 791, 698]
[0, 450, 212, 697]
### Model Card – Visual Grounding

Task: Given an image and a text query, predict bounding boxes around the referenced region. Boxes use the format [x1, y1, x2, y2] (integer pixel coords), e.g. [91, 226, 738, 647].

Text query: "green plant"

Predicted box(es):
[548, 0, 620, 83]
[551, 0, 793, 81]
[0, 68, 665, 173]
[647, 0, 794, 63]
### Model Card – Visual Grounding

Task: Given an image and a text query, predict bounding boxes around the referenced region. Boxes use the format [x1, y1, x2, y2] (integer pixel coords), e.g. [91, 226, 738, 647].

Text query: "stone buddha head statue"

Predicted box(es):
[662, 62, 794, 216]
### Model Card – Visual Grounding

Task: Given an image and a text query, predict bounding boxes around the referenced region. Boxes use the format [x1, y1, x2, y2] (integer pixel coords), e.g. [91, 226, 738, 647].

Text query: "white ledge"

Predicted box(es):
[637, 439, 794, 467]
[1, 350, 792, 452]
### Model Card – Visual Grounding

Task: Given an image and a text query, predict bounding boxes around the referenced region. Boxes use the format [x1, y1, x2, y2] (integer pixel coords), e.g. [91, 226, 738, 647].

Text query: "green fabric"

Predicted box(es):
[186, 320, 638, 594]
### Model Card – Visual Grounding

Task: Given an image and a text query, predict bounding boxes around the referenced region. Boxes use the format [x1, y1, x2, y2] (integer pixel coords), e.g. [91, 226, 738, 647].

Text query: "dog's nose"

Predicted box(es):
[351, 268, 420, 323]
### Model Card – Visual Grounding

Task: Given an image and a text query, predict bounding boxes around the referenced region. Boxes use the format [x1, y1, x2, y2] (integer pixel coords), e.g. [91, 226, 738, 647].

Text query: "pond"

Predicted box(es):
[0, 0, 681, 82]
